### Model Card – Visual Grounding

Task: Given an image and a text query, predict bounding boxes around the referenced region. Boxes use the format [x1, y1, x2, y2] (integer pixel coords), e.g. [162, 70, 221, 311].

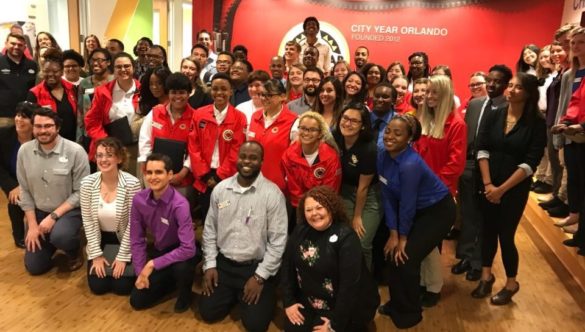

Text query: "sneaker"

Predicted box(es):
[421, 291, 441, 308]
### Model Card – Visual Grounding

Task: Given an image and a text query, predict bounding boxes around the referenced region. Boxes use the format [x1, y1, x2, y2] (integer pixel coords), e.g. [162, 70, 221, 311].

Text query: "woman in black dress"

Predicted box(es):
[282, 186, 379, 332]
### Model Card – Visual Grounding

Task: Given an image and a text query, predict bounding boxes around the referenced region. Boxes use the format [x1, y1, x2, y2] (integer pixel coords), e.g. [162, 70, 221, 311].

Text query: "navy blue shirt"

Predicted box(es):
[370, 109, 395, 150]
[378, 146, 449, 235]
[572, 68, 585, 93]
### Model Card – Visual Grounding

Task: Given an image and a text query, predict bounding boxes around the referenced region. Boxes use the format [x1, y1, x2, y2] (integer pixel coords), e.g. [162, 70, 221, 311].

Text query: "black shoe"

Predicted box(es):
[577, 248, 585, 256]
[14, 239, 25, 249]
[490, 283, 519, 305]
[563, 238, 579, 247]
[530, 180, 541, 191]
[451, 259, 471, 275]
[421, 291, 441, 308]
[533, 182, 553, 194]
[466, 269, 482, 281]
[539, 196, 562, 210]
[377, 302, 392, 316]
[471, 274, 495, 298]
[174, 293, 193, 313]
[445, 227, 460, 240]
[548, 204, 570, 218]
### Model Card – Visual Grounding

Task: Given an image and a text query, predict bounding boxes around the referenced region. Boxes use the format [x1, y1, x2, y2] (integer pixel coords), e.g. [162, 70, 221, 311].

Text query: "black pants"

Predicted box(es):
[196, 187, 212, 223]
[569, 143, 585, 249]
[129, 246, 197, 310]
[456, 161, 483, 270]
[481, 179, 531, 277]
[564, 143, 584, 214]
[284, 306, 368, 332]
[385, 195, 455, 329]
[6, 200, 25, 244]
[87, 232, 135, 295]
[199, 254, 276, 332]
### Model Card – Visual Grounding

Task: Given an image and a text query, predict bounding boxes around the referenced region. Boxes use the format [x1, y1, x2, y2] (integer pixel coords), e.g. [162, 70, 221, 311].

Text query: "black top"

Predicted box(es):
[281, 222, 379, 331]
[0, 55, 38, 118]
[476, 107, 546, 186]
[27, 91, 77, 142]
[188, 87, 213, 110]
[0, 127, 19, 193]
[336, 136, 377, 187]
[231, 83, 251, 107]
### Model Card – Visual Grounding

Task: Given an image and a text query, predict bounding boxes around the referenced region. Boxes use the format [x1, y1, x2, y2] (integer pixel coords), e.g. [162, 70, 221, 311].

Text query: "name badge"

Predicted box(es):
[247, 131, 256, 138]
[161, 217, 169, 225]
[218, 200, 230, 209]
[53, 168, 69, 175]
[84, 88, 95, 95]
[58, 156, 69, 163]
[379, 175, 388, 185]
[152, 121, 163, 130]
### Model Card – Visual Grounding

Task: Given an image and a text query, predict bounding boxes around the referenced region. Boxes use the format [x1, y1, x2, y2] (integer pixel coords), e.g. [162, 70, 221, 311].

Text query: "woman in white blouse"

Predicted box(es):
[81, 137, 141, 295]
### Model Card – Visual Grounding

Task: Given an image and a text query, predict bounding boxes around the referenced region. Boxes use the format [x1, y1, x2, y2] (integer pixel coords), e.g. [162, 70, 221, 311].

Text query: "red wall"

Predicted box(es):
[194, 0, 563, 101]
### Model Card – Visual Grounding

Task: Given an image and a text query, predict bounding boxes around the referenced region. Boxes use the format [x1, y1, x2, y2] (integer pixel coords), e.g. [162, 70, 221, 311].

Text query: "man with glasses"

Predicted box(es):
[17, 107, 90, 275]
[287, 67, 323, 115]
[230, 59, 253, 106]
[0, 33, 37, 128]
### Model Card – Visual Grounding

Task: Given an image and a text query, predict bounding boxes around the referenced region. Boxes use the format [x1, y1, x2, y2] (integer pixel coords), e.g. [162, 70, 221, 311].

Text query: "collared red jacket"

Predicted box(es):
[188, 104, 247, 192]
[84, 79, 140, 161]
[247, 106, 298, 191]
[30, 79, 78, 115]
[561, 78, 585, 126]
[280, 140, 342, 207]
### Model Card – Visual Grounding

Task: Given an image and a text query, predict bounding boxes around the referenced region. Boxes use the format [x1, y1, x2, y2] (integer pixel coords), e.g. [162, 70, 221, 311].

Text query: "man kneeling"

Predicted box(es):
[129, 153, 197, 313]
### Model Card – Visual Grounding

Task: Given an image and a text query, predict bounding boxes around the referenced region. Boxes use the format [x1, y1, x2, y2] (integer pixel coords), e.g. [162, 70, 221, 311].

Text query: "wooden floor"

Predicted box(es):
[0, 193, 584, 332]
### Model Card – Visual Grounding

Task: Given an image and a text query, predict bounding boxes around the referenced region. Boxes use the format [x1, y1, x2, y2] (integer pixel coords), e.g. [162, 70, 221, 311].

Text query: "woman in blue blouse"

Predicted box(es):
[377, 114, 455, 329]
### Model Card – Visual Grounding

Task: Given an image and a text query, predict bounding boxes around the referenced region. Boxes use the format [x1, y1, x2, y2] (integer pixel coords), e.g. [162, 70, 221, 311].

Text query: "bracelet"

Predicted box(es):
[253, 273, 265, 285]
[483, 182, 492, 186]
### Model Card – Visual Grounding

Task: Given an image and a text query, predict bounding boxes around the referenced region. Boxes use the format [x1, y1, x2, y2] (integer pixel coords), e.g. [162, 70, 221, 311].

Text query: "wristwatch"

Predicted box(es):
[253, 273, 265, 285]
[49, 212, 59, 221]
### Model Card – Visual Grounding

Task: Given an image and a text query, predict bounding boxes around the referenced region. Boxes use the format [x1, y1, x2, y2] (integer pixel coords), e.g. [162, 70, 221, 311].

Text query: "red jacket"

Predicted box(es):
[395, 91, 415, 114]
[30, 79, 78, 115]
[247, 106, 298, 191]
[280, 140, 342, 207]
[413, 112, 467, 195]
[151, 104, 194, 187]
[84, 79, 140, 161]
[188, 104, 247, 192]
[562, 79, 585, 125]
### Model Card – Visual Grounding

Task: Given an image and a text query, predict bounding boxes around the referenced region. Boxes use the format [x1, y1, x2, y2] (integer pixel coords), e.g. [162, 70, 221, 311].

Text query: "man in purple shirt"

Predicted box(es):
[129, 153, 197, 313]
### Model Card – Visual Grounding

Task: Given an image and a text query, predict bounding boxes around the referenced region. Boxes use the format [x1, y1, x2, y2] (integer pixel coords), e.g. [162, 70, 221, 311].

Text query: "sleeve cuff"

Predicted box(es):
[203, 260, 217, 271]
[477, 150, 490, 160]
[518, 163, 533, 177]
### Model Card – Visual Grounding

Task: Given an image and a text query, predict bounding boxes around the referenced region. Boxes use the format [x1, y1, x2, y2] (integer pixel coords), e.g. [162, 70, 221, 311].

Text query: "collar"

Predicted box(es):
[371, 108, 395, 123]
[226, 173, 264, 193]
[148, 185, 174, 204]
[390, 145, 414, 163]
[264, 106, 283, 121]
[33, 135, 64, 156]
[114, 79, 137, 95]
[489, 94, 507, 108]
[213, 104, 228, 116]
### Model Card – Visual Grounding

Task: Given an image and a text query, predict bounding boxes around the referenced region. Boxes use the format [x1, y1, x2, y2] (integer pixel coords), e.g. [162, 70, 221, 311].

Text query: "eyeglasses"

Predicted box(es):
[303, 78, 321, 84]
[216, 60, 232, 65]
[468, 82, 486, 88]
[340, 115, 362, 126]
[260, 93, 280, 99]
[298, 126, 321, 134]
[33, 124, 56, 129]
[114, 64, 132, 71]
[90, 58, 108, 64]
[96, 153, 115, 160]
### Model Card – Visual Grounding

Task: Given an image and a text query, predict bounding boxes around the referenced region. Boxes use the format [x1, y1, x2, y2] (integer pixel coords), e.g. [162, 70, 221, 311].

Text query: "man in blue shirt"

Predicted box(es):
[370, 82, 397, 150]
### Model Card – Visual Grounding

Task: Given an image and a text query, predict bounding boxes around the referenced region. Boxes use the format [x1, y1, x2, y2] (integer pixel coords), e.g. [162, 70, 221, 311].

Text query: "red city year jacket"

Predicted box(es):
[280, 140, 342, 207]
[413, 111, 467, 195]
[188, 104, 247, 192]
[84, 79, 140, 161]
[151, 104, 194, 187]
[30, 79, 78, 115]
[247, 106, 298, 191]
[562, 78, 585, 125]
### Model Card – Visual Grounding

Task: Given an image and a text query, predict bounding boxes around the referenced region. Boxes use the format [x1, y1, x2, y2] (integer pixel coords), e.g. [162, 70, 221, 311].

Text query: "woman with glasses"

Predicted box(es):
[247, 79, 298, 192]
[332, 103, 380, 269]
[62, 50, 84, 86]
[81, 137, 141, 295]
[78, 48, 114, 151]
[459, 72, 488, 116]
[85, 52, 141, 175]
[314, 77, 343, 128]
[281, 111, 341, 232]
[27, 48, 78, 142]
[0, 102, 36, 248]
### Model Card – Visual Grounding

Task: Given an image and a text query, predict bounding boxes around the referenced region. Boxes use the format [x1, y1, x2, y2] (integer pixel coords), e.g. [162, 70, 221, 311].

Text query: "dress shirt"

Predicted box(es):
[17, 136, 89, 212]
[370, 109, 395, 150]
[211, 105, 228, 168]
[287, 94, 313, 115]
[475, 94, 507, 136]
[110, 80, 137, 123]
[130, 186, 196, 274]
[202, 173, 288, 279]
[300, 39, 331, 73]
[378, 146, 449, 235]
[236, 99, 260, 125]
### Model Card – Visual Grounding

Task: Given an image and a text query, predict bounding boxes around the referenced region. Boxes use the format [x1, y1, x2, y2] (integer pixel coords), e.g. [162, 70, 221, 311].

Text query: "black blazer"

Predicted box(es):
[0, 127, 20, 194]
[476, 106, 547, 186]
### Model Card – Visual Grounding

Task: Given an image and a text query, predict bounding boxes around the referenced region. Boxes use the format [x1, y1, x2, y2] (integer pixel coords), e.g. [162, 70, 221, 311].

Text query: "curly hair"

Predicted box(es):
[94, 137, 128, 169]
[297, 186, 349, 225]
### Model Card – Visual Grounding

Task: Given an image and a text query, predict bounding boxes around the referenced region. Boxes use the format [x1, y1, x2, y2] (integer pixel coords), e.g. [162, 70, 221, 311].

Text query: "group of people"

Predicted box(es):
[0, 15, 583, 331]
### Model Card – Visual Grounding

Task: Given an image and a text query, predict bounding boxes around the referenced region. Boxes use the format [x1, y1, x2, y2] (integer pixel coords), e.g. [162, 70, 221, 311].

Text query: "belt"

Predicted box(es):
[218, 253, 260, 266]
[0, 117, 15, 128]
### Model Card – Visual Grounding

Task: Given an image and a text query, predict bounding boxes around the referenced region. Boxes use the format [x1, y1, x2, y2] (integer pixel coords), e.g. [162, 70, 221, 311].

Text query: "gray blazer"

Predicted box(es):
[80, 170, 141, 262]
[553, 70, 573, 148]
